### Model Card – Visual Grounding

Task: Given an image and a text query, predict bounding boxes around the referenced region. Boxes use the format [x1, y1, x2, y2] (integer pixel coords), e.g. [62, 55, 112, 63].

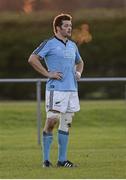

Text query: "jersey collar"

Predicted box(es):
[54, 36, 68, 46]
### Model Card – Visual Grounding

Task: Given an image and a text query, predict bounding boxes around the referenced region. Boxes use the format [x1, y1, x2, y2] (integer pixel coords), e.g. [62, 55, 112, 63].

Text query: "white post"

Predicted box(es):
[36, 80, 41, 145]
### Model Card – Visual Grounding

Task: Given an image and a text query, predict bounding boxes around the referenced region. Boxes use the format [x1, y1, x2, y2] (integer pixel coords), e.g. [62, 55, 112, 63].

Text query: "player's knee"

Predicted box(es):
[46, 111, 60, 131]
[47, 111, 61, 120]
[58, 113, 74, 132]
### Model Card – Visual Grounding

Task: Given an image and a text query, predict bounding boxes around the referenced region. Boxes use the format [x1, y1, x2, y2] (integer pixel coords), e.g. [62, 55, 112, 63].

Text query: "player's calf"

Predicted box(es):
[43, 111, 60, 132]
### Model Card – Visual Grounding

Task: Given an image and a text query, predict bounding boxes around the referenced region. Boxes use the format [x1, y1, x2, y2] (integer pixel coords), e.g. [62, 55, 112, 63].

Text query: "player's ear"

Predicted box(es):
[57, 26, 61, 32]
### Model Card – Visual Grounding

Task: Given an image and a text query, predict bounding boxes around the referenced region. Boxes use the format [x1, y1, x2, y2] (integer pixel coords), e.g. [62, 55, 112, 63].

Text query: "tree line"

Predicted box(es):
[1, 0, 126, 12]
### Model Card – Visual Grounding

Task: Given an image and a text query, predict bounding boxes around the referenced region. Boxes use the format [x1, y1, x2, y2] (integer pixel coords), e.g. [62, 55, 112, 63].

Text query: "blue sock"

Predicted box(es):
[42, 131, 53, 161]
[58, 130, 69, 162]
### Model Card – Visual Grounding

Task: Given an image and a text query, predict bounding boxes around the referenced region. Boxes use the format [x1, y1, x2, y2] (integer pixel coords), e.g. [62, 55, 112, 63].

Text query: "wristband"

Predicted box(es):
[76, 71, 81, 77]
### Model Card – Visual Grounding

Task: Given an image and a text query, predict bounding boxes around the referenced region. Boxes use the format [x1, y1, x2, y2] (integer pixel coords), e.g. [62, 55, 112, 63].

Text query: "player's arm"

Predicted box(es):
[28, 54, 62, 79]
[76, 58, 84, 80]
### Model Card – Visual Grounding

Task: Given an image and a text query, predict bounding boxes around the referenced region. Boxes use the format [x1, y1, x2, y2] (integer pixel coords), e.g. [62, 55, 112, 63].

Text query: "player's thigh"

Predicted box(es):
[67, 92, 80, 112]
[46, 90, 70, 113]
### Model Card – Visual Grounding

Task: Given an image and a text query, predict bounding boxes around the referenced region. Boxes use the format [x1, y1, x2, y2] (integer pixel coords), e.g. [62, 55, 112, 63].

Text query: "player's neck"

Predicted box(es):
[55, 33, 68, 43]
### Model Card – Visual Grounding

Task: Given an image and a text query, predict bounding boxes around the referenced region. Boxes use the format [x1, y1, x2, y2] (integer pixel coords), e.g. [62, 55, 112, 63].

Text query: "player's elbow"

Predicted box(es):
[28, 55, 35, 65]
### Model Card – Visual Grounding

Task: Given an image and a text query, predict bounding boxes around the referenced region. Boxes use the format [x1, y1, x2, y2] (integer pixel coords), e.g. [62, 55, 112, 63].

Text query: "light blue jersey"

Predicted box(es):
[33, 36, 82, 91]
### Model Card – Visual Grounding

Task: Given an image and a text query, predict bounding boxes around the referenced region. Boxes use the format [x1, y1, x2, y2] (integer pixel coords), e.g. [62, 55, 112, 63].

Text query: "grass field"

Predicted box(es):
[0, 100, 126, 179]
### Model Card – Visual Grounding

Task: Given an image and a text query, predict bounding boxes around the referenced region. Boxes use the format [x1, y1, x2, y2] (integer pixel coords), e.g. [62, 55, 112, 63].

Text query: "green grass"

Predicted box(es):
[0, 100, 126, 178]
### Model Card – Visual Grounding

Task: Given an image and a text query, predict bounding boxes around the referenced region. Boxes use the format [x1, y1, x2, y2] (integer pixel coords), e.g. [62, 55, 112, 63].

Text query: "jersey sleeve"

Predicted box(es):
[75, 45, 82, 64]
[32, 40, 50, 60]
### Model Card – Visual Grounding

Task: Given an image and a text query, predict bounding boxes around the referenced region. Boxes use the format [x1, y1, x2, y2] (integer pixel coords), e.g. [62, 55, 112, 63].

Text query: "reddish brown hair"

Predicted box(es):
[53, 13, 72, 34]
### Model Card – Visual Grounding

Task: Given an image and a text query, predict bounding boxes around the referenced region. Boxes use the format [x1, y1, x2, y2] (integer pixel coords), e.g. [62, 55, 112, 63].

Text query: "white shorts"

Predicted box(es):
[45, 90, 80, 113]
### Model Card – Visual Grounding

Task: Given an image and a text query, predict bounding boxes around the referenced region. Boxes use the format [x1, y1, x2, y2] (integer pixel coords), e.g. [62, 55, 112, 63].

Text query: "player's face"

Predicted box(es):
[59, 20, 72, 38]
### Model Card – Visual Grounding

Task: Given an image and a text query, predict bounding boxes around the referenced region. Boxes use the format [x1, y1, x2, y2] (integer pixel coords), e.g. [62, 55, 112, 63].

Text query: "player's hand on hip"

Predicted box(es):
[48, 71, 63, 80]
